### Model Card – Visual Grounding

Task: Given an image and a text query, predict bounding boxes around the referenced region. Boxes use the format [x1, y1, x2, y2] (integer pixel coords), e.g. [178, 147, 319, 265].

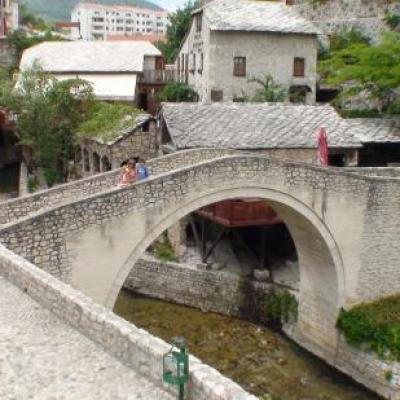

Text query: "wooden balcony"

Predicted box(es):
[138, 69, 177, 85]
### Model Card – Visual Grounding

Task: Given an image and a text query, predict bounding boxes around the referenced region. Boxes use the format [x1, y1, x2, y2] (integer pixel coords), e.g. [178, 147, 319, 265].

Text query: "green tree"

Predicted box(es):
[1, 66, 94, 186]
[320, 32, 400, 113]
[248, 74, 288, 103]
[157, 82, 198, 102]
[156, 1, 198, 63]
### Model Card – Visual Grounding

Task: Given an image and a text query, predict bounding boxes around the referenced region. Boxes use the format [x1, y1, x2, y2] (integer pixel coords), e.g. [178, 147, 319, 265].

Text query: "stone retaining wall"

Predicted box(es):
[0, 148, 235, 225]
[124, 255, 273, 316]
[0, 244, 257, 400]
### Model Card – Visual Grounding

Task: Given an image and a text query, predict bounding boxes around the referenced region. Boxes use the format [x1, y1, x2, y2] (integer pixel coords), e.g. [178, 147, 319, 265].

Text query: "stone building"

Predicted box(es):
[160, 102, 363, 166]
[76, 114, 158, 177]
[176, 0, 320, 104]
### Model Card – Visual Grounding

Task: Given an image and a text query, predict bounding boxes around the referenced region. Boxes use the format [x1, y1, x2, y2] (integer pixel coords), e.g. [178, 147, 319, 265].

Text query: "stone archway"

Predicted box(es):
[94, 187, 344, 359]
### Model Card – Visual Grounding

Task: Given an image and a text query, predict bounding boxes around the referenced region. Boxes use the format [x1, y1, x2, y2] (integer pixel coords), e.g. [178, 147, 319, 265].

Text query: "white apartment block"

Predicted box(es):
[0, 0, 19, 39]
[71, 2, 168, 41]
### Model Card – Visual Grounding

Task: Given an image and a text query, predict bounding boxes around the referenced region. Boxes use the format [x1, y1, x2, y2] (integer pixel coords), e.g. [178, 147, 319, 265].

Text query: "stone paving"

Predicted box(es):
[0, 275, 174, 400]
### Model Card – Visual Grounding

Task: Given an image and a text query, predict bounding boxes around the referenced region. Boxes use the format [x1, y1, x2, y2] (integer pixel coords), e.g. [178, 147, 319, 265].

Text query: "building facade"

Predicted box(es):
[71, 2, 168, 41]
[19, 41, 164, 111]
[176, 0, 319, 104]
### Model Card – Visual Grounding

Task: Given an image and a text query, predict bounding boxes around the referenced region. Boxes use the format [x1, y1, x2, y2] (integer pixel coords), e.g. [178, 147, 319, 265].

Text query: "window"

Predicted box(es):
[195, 13, 202, 32]
[211, 90, 223, 102]
[293, 57, 305, 77]
[199, 53, 203, 73]
[192, 54, 196, 73]
[233, 57, 246, 77]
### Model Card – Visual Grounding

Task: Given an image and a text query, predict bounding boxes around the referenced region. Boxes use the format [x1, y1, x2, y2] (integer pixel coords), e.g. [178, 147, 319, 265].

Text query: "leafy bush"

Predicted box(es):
[153, 236, 178, 262]
[157, 82, 198, 102]
[330, 27, 370, 51]
[27, 176, 39, 193]
[385, 11, 400, 30]
[43, 168, 59, 188]
[263, 289, 298, 324]
[239, 279, 298, 325]
[249, 74, 288, 103]
[319, 32, 400, 113]
[337, 295, 400, 361]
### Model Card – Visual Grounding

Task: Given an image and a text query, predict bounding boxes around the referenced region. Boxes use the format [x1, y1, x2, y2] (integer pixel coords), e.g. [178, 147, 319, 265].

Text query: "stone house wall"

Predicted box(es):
[208, 31, 318, 104]
[178, 6, 318, 104]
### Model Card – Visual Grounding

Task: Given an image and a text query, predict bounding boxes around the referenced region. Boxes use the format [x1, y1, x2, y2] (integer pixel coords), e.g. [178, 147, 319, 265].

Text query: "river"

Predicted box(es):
[114, 290, 381, 400]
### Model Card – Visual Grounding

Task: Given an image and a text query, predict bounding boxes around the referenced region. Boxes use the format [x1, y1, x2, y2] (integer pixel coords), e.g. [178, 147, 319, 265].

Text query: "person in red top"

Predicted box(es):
[119, 159, 137, 187]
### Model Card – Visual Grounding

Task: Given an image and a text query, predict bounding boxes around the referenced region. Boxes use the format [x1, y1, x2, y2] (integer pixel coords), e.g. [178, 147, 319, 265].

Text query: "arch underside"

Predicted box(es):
[66, 185, 345, 360]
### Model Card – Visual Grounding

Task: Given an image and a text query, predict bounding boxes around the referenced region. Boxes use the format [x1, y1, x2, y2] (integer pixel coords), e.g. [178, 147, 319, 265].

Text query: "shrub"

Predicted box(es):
[330, 27, 371, 51]
[157, 82, 198, 102]
[153, 235, 178, 262]
[27, 176, 39, 193]
[385, 11, 400, 30]
[337, 295, 400, 361]
[263, 289, 298, 324]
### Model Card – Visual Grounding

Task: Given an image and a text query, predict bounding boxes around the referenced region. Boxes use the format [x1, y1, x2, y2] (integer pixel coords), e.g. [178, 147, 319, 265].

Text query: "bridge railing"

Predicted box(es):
[0, 148, 236, 225]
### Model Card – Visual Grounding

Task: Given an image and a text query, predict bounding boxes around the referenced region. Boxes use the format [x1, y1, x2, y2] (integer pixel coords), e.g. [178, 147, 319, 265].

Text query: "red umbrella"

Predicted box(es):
[316, 126, 329, 166]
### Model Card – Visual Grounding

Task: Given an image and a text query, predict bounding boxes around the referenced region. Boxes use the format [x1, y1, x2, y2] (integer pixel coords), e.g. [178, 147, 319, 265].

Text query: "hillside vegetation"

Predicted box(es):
[20, 0, 163, 21]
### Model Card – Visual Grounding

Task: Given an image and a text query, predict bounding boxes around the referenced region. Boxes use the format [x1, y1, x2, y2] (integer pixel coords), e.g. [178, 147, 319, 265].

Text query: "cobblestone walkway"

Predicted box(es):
[0, 276, 174, 400]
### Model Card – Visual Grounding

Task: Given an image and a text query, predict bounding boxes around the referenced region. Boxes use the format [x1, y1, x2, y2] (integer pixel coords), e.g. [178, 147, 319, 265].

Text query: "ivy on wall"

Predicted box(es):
[337, 295, 400, 361]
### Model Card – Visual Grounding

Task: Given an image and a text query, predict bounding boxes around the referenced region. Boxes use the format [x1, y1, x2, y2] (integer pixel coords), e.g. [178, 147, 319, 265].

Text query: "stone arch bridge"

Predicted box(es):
[0, 149, 400, 385]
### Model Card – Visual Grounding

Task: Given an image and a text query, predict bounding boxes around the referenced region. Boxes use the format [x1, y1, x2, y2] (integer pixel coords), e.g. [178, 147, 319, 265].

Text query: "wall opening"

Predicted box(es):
[101, 155, 112, 172]
[93, 152, 100, 173]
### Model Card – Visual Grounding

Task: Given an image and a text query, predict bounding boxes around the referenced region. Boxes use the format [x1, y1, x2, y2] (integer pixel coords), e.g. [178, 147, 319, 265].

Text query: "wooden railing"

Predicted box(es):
[138, 69, 177, 84]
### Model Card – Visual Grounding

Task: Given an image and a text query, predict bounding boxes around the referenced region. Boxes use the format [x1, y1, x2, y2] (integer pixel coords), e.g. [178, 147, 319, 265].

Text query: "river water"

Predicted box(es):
[114, 290, 381, 400]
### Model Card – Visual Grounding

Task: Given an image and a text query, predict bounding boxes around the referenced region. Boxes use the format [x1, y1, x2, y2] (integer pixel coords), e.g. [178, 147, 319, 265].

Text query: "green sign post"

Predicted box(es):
[163, 336, 189, 400]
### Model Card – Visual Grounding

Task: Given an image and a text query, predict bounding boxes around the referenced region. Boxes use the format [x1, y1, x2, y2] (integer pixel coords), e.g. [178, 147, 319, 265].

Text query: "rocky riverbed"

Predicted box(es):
[114, 290, 381, 400]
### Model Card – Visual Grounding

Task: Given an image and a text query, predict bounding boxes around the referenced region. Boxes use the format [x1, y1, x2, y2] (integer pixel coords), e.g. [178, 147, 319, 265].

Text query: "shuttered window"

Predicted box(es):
[233, 57, 246, 77]
[293, 57, 305, 77]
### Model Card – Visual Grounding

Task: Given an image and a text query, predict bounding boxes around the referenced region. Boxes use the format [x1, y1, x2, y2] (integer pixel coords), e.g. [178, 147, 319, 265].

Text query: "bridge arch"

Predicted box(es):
[107, 185, 345, 357]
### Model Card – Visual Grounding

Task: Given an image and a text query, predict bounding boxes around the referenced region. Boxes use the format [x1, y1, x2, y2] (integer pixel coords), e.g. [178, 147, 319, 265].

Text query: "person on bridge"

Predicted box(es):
[136, 158, 149, 181]
[119, 159, 137, 186]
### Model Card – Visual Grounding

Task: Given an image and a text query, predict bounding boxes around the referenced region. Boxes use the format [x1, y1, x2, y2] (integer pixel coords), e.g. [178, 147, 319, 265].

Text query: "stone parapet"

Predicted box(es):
[0, 244, 257, 400]
[0, 148, 235, 225]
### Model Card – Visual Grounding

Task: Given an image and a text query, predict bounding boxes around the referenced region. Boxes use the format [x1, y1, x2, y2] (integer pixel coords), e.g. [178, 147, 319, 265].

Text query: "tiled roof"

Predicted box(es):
[20, 41, 161, 73]
[161, 103, 363, 150]
[203, 0, 320, 35]
[346, 118, 400, 143]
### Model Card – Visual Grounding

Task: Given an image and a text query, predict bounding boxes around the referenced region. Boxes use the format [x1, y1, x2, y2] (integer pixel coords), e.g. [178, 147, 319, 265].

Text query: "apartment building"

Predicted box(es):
[0, 0, 18, 38]
[71, 2, 168, 41]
